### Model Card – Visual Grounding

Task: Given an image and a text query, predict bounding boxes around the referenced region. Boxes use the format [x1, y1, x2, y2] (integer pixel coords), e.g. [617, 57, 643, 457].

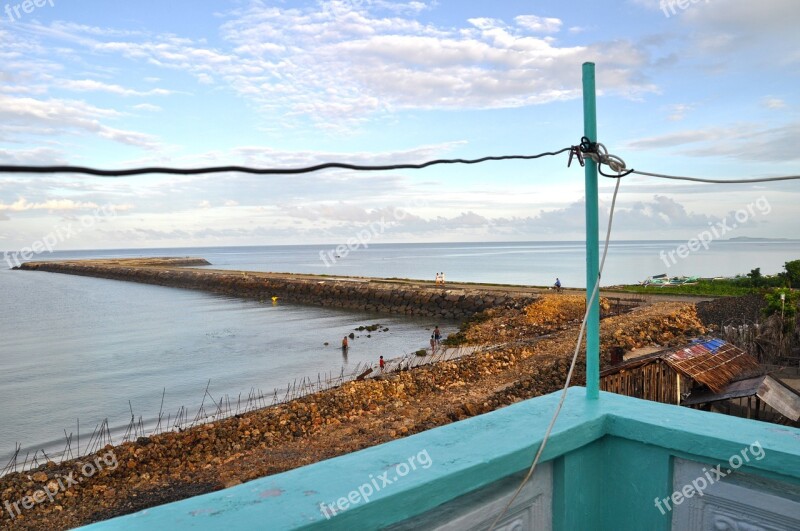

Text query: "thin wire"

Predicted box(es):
[577, 138, 800, 183]
[632, 170, 800, 184]
[0, 150, 573, 177]
[488, 177, 621, 531]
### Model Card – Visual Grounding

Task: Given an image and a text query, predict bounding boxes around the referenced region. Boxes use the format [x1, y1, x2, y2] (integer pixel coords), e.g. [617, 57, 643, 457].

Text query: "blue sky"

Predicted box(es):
[0, 0, 798, 250]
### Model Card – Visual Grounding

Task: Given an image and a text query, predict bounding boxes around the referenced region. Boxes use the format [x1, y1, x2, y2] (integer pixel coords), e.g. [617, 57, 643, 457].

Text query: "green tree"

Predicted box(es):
[784, 260, 800, 287]
[764, 288, 798, 333]
[747, 267, 763, 287]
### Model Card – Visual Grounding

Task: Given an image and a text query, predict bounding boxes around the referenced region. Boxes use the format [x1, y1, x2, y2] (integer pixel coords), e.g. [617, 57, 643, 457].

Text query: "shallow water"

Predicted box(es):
[2, 239, 798, 467]
[0, 268, 455, 467]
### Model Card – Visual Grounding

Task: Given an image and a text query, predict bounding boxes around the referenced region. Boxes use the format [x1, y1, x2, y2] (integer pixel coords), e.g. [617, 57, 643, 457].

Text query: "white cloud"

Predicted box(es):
[0, 147, 66, 165]
[761, 97, 786, 110]
[625, 121, 800, 161]
[0, 197, 98, 212]
[515, 15, 563, 34]
[667, 103, 694, 121]
[64, 3, 658, 129]
[133, 103, 162, 112]
[0, 94, 160, 149]
[60, 79, 174, 97]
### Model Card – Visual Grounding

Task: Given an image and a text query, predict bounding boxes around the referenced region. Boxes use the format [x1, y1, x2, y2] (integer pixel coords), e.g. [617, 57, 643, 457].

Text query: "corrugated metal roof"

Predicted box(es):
[681, 375, 800, 421]
[665, 342, 761, 393]
[601, 338, 762, 393]
[691, 337, 726, 353]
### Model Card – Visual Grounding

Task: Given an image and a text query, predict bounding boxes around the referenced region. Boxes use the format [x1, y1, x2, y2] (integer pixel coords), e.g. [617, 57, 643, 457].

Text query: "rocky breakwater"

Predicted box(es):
[18, 258, 538, 319]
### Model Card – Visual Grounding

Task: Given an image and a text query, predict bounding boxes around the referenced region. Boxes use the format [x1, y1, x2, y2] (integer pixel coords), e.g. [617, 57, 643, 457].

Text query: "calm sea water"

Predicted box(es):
[1, 240, 798, 467]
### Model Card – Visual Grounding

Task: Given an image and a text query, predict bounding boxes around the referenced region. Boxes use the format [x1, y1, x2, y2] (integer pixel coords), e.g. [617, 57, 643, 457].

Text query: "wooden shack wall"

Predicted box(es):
[600, 361, 679, 404]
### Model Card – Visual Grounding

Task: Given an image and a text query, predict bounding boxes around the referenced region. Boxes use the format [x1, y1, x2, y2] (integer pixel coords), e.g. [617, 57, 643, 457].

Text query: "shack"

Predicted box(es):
[600, 338, 800, 425]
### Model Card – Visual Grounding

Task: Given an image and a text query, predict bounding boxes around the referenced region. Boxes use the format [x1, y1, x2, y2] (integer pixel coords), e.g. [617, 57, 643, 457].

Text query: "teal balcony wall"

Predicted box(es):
[79, 387, 800, 530]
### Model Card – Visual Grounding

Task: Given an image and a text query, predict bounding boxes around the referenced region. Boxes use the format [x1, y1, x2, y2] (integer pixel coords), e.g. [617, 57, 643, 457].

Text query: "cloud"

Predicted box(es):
[667, 103, 694, 121]
[60, 79, 174, 97]
[268, 195, 730, 241]
[761, 97, 786, 109]
[0, 94, 160, 149]
[515, 15, 563, 34]
[133, 103, 162, 112]
[0, 147, 66, 165]
[624, 121, 800, 161]
[0, 197, 100, 213]
[67, 3, 658, 129]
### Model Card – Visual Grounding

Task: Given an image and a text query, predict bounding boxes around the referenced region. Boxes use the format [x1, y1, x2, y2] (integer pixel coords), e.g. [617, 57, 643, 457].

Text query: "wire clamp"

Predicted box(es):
[578, 136, 633, 178]
[567, 145, 585, 168]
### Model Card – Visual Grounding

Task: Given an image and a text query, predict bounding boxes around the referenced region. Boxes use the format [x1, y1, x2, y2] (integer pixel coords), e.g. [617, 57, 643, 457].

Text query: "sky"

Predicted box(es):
[0, 0, 798, 250]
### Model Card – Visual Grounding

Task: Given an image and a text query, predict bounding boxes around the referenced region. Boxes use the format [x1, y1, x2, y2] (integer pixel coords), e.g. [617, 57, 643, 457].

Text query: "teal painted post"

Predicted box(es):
[582, 62, 600, 400]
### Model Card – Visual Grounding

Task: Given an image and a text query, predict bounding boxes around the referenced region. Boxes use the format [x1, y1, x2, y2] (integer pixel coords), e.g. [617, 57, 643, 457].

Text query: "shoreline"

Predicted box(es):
[0, 292, 714, 529]
[1, 259, 726, 529]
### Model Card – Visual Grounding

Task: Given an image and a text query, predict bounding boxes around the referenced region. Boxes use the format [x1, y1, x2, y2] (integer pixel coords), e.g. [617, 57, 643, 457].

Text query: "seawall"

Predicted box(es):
[18, 258, 539, 319]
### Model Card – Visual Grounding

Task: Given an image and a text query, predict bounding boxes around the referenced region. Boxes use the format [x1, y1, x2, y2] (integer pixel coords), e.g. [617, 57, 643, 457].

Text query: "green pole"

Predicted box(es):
[582, 62, 600, 400]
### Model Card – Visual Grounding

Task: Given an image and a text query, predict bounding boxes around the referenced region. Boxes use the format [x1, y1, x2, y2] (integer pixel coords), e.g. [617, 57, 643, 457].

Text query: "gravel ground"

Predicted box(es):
[695, 294, 767, 328]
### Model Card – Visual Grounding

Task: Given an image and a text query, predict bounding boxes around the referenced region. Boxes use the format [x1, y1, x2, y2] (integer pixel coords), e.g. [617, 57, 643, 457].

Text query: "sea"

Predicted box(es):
[1, 240, 799, 468]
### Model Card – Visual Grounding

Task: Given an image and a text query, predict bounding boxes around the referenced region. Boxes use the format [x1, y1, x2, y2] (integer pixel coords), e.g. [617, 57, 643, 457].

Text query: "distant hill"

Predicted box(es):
[726, 236, 796, 242]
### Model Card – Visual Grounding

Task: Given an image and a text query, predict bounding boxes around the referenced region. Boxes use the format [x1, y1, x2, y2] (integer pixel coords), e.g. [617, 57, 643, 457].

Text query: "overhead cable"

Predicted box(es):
[631, 170, 800, 184]
[0, 150, 572, 177]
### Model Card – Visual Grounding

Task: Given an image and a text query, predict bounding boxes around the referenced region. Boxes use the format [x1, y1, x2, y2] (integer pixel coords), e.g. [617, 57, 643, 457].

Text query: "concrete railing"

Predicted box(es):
[78, 388, 800, 530]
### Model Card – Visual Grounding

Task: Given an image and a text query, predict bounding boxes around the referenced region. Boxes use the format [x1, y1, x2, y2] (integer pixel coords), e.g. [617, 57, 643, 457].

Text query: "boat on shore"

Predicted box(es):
[641, 274, 700, 286]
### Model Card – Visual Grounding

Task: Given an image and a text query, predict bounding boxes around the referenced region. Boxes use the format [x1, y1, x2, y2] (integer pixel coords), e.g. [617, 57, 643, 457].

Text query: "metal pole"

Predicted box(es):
[582, 62, 600, 400]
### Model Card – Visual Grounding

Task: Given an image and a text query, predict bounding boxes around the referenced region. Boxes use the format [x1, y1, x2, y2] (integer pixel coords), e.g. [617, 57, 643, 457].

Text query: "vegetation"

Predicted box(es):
[616, 259, 799, 297]
[764, 288, 799, 333]
[615, 281, 757, 297]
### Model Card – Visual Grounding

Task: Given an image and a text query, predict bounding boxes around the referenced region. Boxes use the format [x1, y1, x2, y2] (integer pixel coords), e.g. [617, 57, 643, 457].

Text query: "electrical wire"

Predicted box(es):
[0, 150, 572, 177]
[577, 138, 800, 183]
[488, 177, 621, 531]
[631, 170, 800, 184]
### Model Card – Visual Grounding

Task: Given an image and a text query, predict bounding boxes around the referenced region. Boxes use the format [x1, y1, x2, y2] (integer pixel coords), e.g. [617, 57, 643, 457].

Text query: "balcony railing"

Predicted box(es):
[79, 387, 800, 530]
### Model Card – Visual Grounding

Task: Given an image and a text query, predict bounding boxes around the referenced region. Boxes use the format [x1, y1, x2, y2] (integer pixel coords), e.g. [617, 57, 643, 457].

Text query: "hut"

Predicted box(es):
[600, 338, 800, 425]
